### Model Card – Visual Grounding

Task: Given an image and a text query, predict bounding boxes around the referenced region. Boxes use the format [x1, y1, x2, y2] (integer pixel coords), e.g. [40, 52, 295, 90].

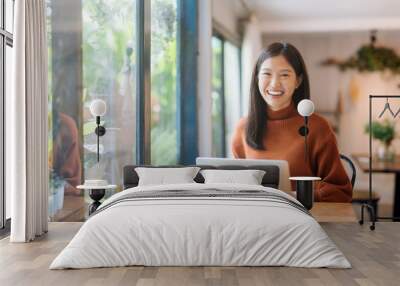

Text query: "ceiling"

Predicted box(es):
[241, 0, 400, 33]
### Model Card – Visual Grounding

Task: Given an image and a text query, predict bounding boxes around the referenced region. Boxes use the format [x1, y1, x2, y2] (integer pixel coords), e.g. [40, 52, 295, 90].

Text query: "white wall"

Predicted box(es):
[212, 0, 240, 40]
[241, 15, 263, 116]
[263, 31, 400, 215]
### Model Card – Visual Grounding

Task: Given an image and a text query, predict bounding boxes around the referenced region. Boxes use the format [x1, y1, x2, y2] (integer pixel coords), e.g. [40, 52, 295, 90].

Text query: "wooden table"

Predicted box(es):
[311, 202, 356, 222]
[352, 153, 400, 220]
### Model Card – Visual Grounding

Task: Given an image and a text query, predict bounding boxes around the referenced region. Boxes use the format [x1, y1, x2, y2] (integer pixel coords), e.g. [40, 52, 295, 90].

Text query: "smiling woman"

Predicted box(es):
[257, 55, 302, 111]
[231, 42, 353, 202]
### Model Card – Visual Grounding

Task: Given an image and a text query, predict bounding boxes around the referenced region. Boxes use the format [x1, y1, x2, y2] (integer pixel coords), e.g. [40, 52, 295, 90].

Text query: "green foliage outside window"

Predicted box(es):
[48, 0, 179, 174]
[150, 0, 177, 165]
[81, 0, 178, 166]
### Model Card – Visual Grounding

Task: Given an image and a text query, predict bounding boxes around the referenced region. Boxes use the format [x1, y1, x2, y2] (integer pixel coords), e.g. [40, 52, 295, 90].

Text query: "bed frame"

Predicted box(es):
[123, 165, 280, 190]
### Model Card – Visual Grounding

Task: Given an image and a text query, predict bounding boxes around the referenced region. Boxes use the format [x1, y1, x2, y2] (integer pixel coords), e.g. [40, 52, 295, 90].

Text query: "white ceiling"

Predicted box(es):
[242, 0, 400, 33]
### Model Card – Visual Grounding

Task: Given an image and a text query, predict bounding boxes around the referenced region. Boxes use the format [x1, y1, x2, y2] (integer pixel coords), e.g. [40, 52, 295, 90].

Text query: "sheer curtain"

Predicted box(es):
[8, 0, 48, 242]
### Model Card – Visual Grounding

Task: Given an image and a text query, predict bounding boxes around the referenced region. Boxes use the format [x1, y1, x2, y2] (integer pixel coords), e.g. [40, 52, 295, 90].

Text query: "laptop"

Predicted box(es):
[196, 157, 291, 192]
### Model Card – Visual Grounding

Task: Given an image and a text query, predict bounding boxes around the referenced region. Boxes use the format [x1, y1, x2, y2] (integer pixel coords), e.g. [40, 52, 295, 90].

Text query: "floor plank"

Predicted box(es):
[0, 222, 399, 286]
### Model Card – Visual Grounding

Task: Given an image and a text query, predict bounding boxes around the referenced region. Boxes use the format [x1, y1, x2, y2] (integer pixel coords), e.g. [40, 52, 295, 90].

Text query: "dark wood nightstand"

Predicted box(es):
[77, 184, 117, 215]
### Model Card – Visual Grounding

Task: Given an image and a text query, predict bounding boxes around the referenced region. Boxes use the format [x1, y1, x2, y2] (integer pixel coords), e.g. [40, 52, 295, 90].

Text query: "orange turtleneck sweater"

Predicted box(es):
[231, 102, 352, 202]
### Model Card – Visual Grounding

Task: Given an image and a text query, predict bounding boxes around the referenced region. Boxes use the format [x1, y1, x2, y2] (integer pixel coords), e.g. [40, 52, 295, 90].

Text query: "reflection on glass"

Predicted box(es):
[223, 42, 241, 157]
[212, 36, 224, 157]
[47, 0, 136, 221]
[150, 0, 177, 165]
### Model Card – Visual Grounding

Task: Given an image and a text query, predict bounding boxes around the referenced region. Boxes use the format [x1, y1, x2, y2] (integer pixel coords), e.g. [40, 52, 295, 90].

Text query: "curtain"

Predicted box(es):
[8, 0, 48, 242]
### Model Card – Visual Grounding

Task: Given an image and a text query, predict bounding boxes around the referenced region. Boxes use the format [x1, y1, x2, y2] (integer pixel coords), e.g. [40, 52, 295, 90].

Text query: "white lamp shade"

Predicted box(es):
[90, 99, 107, 117]
[297, 99, 314, 117]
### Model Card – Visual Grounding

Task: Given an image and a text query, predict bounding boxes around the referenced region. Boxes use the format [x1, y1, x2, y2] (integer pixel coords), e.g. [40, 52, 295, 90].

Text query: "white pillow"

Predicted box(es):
[200, 169, 266, 185]
[135, 167, 200, 186]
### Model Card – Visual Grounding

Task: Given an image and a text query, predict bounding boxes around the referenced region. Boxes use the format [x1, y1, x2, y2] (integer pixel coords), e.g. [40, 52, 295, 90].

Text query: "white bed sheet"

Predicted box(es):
[50, 183, 350, 269]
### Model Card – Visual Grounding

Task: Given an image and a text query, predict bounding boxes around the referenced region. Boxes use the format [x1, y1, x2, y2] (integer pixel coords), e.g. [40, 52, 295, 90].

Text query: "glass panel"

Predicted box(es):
[223, 42, 241, 157]
[5, 0, 14, 33]
[150, 0, 177, 165]
[211, 36, 224, 157]
[5, 44, 12, 219]
[47, 0, 136, 221]
[0, 39, 3, 228]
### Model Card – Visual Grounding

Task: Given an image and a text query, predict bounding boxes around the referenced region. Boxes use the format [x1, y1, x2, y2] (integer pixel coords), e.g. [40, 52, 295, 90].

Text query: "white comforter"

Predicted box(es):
[50, 183, 351, 269]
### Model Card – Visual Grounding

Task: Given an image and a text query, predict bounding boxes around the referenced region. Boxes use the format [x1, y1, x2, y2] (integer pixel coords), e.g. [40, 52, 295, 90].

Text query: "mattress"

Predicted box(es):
[50, 183, 351, 269]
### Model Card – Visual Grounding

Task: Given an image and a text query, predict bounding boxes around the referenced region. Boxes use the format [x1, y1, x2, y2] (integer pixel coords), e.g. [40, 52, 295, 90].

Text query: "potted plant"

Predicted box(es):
[364, 119, 396, 161]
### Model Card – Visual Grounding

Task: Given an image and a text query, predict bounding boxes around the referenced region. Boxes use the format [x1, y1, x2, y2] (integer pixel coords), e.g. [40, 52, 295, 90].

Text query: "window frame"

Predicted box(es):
[176, 0, 198, 164]
[1, 0, 14, 232]
[211, 29, 242, 158]
[137, 0, 199, 165]
[136, 0, 151, 164]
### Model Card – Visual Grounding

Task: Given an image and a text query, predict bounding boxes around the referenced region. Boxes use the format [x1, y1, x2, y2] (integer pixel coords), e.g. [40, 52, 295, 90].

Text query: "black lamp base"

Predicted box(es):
[88, 189, 106, 215]
[295, 181, 314, 210]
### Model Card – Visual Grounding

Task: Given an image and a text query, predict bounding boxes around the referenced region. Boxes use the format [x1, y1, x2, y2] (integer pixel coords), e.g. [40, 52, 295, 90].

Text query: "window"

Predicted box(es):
[47, 0, 137, 221]
[150, 0, 178, 165]
[46, 0, 188, 221]
[1, 0, 14, 230]
[223, 41, 241, 157]
[211, 36, 224, 157]
[211, 33, 241, 157]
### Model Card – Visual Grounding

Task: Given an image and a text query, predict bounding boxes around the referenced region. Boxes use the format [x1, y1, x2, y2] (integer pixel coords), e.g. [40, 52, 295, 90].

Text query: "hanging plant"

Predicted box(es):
[321, 31, 400, 74]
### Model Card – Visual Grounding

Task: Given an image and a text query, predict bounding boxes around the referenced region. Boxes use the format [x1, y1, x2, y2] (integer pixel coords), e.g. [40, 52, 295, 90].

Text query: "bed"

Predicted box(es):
[50, 165, 350, 269]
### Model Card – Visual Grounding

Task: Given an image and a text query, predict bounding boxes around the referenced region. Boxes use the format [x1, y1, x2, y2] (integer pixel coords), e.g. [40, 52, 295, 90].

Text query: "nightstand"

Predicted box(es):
[77, 184, 117, 215]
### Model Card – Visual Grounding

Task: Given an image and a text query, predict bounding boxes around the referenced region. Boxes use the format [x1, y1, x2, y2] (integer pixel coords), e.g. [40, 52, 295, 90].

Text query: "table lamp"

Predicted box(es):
[297, 99, 315, 163]
[90, 99, 107, 162]
[290, 99, 320, 210]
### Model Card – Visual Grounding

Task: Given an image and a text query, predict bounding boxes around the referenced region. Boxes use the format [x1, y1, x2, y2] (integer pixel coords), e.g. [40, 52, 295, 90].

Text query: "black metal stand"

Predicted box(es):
[88, 189, 105, 215]
[363, 95, 400, 230]
[94, 116, 106, 163]
[359, 203, 376, 230]
[296, 117, 315, 211]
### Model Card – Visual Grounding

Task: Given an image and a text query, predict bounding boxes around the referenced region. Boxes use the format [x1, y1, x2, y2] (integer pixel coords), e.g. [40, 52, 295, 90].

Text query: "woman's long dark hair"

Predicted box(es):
[245, 42, 310, 150]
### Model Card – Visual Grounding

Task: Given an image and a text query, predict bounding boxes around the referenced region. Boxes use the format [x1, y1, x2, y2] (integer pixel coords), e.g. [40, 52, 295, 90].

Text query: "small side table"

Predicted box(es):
[77, 184, 117, 215]
[289, 176, 321, 210]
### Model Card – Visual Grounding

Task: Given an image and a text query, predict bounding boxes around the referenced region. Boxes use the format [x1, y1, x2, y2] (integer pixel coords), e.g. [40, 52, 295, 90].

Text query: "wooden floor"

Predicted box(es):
[0, 222, 399, 286]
